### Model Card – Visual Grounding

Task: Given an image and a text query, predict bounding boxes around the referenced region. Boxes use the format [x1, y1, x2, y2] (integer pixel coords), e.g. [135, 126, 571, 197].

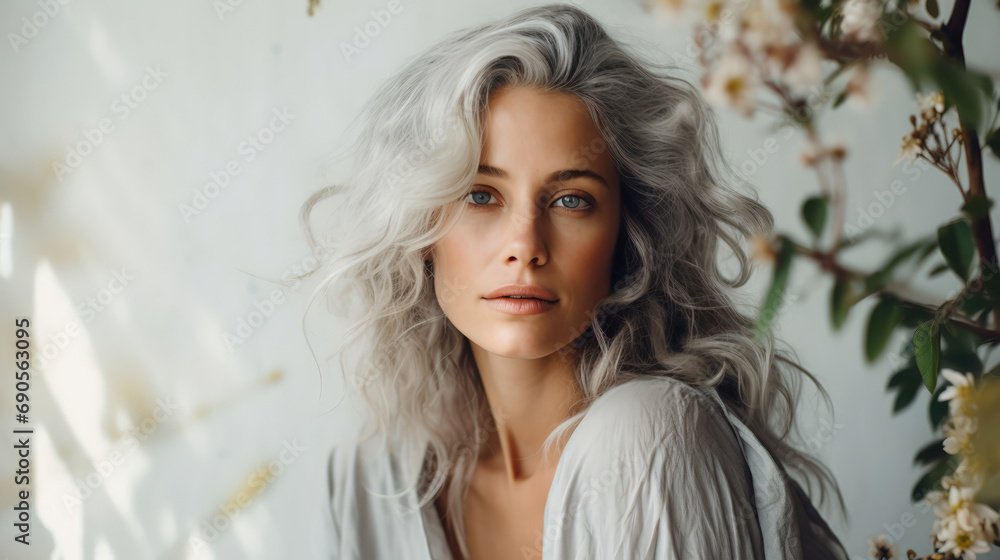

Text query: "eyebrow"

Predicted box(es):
[476, 164, 609, 190]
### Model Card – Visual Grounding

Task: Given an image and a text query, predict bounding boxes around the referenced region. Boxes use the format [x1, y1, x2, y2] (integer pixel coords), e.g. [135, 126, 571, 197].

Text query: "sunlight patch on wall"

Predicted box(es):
[34, 258, 110, 462]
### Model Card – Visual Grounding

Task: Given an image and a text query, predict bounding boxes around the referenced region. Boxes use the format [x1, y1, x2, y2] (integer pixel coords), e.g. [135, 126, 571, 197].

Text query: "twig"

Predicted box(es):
[785, 239, 1000, 343]
[916, 152, 965, 198]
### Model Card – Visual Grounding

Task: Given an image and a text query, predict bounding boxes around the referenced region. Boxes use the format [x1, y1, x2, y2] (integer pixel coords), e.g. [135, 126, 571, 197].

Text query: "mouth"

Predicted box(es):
[483, 283, 559, 302]
[482, 295, 558, 315]
[487, 295, 558, 303]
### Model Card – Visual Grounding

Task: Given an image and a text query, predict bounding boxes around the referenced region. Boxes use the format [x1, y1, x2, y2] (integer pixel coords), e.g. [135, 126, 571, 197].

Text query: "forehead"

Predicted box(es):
[481, 87, 607, 157]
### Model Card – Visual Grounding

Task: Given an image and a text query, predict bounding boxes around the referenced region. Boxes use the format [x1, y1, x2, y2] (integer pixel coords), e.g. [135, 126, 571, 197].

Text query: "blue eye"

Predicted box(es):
[467, 190, 496, 205]
[552, 195, 590, 210]
[466, 189, 593, 211]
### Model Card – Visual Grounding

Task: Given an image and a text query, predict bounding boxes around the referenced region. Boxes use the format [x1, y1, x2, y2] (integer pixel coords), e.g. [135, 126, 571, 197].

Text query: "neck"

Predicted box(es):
[470, 341, 584, 486]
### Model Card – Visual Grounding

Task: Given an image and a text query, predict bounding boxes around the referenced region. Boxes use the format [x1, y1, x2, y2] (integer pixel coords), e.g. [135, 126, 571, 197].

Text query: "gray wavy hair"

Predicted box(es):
[299, 4, 849, 558]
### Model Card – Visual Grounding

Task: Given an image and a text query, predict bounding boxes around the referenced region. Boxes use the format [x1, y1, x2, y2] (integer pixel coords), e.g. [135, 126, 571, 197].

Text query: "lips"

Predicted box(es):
[482, 283, 559, 302]
[482, 294, 557, 315]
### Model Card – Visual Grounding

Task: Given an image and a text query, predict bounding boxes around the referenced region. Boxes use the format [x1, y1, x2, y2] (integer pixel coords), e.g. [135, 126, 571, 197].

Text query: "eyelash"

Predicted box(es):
[465, 188, 594, 212]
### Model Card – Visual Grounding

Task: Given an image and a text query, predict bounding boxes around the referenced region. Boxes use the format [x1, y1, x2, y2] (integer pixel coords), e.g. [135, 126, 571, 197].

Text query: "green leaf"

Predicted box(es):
[801, 197, 828, 239]
[916, 239, 939, 264]
[888, 364, 919, 390]
[914, 438, 946, 466]
[835, 227, 881, 251]
[866, 298, 901, 362]
[940, 348, 984, 377]
[899, 306, 935, 328]
[754, 237, 795, 338]
[813, 5, 836, 25]
[864, 270, 890, 294]
[883, 20, 937, 90]
[937, 220, 976, 281]
[961, 194, 995, 221]
[980, 260, 1000, 301]
[889, 363, 922, 415]
[959, 291, 993, 318]
[798, 0, 821, 16]
[976, 306, 993, 325]
[885, 18, 992, 134]
[912, 455, 961, 501]
[970, 72, 995, 110]
[832, 89, 848, 109]
[913, 320, 941, 394]
[931, 63, 990, 134]
[928, 262, 950, 277]
[986, 128, 1000, 160]
[885, 239, 933, 270]
[893, 377, 921, 413]
[940, 322, 979, 354]
[865, 238, 937, 293]
[929, 386, 949, 430]
[830, 277, 853, 331]
[925, 0, 939, 18]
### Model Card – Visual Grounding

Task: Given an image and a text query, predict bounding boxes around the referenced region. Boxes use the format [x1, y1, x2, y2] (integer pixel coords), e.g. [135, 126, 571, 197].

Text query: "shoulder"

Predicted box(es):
[325, 432, 417, 522]
[554, 375, 748, 504]
[576, 375, 737, 458]
[544, 376, 765, 558]
[325, 436, 375, 520]
[325, 434, 378, 493]
[324, 433, 430, 557]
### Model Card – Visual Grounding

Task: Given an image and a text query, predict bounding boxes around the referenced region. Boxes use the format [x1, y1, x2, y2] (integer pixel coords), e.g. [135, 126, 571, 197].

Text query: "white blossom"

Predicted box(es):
[934, 488, 999, 560]
[893, 132, 921, 165]
[867, 533, 898, 558]
[939, 368, 978, 419]
[916, 90, 945, 114]
[937, 518, 992, 559]
[846, 62, 878, 110]
[840, 0, 882, 44]
[938, 368, 974, 398]
[784, 41, 824, 95]
[742, 1, 798, 51]
[704, 46, 758, 117]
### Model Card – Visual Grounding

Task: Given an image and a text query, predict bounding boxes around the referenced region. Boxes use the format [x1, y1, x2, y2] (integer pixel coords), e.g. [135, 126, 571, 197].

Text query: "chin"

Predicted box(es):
[472, 330, 560, 360]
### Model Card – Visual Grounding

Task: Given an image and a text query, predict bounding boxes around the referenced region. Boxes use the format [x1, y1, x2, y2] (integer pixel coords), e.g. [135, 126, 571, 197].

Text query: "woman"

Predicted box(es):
[304, 4, 850, 559]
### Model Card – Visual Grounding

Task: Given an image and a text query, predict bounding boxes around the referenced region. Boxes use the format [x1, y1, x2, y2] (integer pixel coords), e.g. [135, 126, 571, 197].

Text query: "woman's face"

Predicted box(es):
[431, 86, 621, 359]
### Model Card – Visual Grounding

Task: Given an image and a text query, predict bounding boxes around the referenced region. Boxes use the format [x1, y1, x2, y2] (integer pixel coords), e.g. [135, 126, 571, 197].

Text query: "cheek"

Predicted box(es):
[432, 231, 479, 308]
[435, 213, 496, 269]
[435, 229, 476, 277]
[561, 224, 619, 297]
[572, 245, 616, 296]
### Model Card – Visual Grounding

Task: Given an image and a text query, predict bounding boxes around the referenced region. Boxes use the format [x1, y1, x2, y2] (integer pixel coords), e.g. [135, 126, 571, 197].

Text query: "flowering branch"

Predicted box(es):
[650, 0, 1000, 557]
[938, 0, 999, 331]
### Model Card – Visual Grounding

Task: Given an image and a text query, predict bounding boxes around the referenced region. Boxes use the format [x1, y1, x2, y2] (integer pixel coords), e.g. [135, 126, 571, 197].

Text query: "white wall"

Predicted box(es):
[1, 0, 998, 558]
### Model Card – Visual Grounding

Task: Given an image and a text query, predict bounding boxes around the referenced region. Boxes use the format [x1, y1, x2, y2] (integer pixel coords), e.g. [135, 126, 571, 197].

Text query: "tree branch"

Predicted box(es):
[939, 0, 998, 330]
[787, 241, 1000, 344]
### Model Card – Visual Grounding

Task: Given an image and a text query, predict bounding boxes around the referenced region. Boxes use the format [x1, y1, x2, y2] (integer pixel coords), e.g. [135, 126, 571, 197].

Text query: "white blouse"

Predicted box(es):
[321, 375, 846, 559]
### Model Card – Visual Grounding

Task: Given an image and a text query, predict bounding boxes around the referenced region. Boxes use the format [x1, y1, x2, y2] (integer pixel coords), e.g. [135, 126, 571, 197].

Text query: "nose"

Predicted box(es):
[503, 202, 549, 267]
